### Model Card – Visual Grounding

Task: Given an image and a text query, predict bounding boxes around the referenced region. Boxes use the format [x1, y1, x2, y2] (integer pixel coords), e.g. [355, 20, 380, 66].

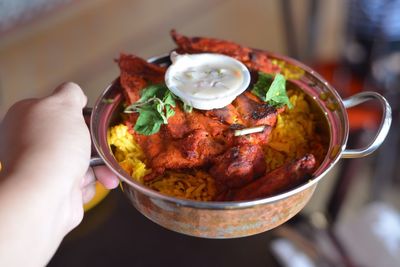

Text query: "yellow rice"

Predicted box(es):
[108, 90, 324, 201]
[107, 125, 151, 183]
[146, 171, 217, 201]
[264, 90, 322, 171]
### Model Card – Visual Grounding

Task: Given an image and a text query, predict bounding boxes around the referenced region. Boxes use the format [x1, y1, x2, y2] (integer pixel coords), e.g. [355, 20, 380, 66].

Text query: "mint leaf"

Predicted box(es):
[163, 91, 176, 107]
[266, 73, 293, 109]
[251, 72, 274, 101]
[134, 108, 163, 135]
[124, 84, 178, 135]
[156, 102, 163, 113]
[251, 72, 292, 109]
[165, 105, 175, 119]
[139, 84, 165, 102]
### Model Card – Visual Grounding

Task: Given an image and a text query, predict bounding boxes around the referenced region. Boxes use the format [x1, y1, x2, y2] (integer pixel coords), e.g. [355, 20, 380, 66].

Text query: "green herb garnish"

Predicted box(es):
[183, 102, 193, 113]
[124, 84, 176, 135]
[251, 72, 293, 109]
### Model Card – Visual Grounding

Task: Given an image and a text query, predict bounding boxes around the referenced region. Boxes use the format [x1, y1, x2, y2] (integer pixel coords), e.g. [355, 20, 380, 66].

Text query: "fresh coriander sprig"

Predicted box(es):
[251, 72, 293, 109]
[124, 84, 176, 135]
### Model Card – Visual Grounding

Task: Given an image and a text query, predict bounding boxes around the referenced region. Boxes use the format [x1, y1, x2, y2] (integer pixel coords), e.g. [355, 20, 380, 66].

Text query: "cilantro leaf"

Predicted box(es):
[251, 72, 293, 109]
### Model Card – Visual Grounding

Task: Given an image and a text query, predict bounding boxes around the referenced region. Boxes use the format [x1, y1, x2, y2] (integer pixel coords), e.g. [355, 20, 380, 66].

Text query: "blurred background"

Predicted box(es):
[0, 0, 346, 114]
[0, 0, 399, 266]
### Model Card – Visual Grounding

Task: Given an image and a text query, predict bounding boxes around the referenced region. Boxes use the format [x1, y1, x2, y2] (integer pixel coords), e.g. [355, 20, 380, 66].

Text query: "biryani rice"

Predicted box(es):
[108, 124, 151, 183]
[108, 90, 325, 201]
[264, 90, 323, 171]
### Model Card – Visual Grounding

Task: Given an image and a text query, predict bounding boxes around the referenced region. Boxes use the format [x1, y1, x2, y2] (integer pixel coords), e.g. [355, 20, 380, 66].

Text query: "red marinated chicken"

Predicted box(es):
[118, 54, 166, 105]
[210, 143, 267, 189]
[231, 154, 316, 201]
[171, 30, 281, 74]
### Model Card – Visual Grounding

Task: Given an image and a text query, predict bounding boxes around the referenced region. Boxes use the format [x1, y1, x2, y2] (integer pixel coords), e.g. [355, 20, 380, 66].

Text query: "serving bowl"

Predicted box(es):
[88, 53, 391, 238]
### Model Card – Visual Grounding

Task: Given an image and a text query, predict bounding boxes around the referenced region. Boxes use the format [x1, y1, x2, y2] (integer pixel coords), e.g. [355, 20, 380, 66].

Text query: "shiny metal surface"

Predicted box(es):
[84, 107, 105, 167]
[90, 156, 104, 167]
[341, 91, 392, 158]
[122, 182, 316, 238]
[89, 53, 392, 238]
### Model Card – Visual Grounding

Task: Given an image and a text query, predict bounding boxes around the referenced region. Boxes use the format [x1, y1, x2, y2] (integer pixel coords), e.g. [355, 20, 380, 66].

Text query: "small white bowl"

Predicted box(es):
[165, 53, 251, 110]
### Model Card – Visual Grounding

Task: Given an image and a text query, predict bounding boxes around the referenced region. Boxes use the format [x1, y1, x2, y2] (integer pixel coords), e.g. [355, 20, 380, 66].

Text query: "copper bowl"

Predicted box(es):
[89, 53, 391, 238]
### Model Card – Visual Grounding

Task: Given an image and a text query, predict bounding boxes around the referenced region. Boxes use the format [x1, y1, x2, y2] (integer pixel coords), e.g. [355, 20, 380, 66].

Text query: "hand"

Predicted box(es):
[0, 83, 119, 266]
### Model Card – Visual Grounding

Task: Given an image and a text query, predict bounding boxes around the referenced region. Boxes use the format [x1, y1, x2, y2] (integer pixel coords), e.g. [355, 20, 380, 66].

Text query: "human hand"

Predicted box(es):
[0, 82, 119, 266]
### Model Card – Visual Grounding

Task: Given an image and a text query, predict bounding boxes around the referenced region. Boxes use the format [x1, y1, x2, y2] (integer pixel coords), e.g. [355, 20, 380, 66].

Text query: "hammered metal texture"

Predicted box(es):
[122, 183, 316, 238]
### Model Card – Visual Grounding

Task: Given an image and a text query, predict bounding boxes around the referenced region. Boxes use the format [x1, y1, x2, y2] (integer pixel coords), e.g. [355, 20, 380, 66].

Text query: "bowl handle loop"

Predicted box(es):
[83, 107, 105, 166]
[341, 91, 392, 158]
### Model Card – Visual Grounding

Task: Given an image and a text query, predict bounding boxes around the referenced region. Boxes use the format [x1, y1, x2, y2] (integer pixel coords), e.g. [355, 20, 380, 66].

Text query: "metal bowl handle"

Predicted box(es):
[341, 91, 392, 158]
[83, 107, 105, 166]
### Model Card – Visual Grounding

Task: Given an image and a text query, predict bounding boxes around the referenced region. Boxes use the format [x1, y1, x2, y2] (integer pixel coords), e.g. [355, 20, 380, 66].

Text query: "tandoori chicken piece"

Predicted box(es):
[118, 53, 166, 105]
[204, 104, 243, 125]
[209, 125, 272, 189]
[230, 154, 316, 201]
[210, 143, 266, 188]
[171, 29, 252, 63]
[204, 91, 284, 128]
[171, 30, 281, 74]
[232, 92, 280, 127]
[132, 104, 233, 180]
[143, 128, 229, 180]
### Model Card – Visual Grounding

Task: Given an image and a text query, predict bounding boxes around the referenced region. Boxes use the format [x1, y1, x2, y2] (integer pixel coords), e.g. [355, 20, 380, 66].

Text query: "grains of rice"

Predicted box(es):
[264, 90, 323, 171]
[108, 124, 151, 183]
[146, 171, 217, 201]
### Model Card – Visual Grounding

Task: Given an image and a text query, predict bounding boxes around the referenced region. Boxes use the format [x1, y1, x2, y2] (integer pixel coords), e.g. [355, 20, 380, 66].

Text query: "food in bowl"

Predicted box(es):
[107, 30, 328, 202]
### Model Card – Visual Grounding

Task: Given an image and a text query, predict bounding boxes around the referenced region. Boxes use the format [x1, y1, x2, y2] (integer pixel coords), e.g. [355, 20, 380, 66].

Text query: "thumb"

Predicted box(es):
[50, 82, 87, 109]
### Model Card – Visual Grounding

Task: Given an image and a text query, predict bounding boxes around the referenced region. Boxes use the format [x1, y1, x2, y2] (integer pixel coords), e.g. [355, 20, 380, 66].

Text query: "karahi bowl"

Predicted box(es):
[88, 53, 391, 238]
